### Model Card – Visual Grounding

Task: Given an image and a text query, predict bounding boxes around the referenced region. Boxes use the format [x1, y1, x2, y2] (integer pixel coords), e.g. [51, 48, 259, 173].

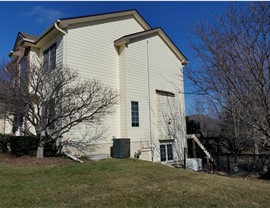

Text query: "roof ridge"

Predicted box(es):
[59, 9, 138, 21]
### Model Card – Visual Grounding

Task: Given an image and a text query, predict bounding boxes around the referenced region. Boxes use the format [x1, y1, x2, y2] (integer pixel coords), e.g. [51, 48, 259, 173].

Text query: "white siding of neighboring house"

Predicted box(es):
[0, 101, 12, 135]
[123, 34, 186, 162]
[64, 16, 146, 154]
[0, 119, 13, 135]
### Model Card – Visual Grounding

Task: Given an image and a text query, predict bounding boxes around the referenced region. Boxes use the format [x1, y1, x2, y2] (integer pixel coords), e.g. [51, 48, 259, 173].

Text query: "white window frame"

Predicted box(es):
[43, 43, 56, 69]
[131, 101, 139, 127]
[160, 143, 174, 162]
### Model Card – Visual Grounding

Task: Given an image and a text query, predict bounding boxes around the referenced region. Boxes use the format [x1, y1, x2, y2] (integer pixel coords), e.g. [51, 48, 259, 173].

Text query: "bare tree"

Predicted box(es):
[219, 105, 256, 155]
[1, 62, 118, 158]
[155, 94, 186, 164]
[187, 2, 270, 151]
[188, 97, 220, 137]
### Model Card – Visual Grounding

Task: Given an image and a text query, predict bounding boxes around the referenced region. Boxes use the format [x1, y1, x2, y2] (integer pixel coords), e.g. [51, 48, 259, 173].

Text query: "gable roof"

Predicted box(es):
[20, 32, 37, 42]
[10, 32, 34, 52]
[9, 9, 151, 56]
[59, 9, 151, 30]
[9, 9, 188, 65]
[114, 28, 188, 65]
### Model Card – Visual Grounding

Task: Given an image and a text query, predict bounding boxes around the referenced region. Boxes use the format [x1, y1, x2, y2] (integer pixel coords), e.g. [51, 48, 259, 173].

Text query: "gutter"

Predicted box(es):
[9, 20, 68, 58]
[54, 20, 67, 66]
[54, 20, 67, 35]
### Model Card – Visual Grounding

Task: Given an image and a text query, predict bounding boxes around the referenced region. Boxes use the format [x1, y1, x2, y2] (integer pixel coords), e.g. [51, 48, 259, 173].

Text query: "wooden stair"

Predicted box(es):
[187, 134, 214, 163]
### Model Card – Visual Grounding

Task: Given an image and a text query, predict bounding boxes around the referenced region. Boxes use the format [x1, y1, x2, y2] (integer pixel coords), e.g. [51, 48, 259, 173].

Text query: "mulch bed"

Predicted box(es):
[0, 153, 75, 167]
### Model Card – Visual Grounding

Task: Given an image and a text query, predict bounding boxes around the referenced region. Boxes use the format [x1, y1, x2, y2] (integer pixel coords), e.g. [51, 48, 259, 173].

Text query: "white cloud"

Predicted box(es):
[25, 6, 66, 24]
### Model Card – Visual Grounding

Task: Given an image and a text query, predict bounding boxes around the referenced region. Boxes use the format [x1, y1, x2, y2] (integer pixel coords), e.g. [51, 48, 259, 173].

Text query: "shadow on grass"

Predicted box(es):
[260, 171, 270, 180]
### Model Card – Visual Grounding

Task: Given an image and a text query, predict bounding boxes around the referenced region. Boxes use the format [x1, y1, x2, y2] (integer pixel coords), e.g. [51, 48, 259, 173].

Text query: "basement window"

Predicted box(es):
[160, 143, 173, 162]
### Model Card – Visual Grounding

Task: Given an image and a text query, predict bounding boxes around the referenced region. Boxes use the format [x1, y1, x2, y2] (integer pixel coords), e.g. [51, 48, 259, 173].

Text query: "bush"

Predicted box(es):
[9, 136, 38, 156]
[44, 141, 58, 156]
[8, 136, 58, 157]
[0, 133, 8, 153]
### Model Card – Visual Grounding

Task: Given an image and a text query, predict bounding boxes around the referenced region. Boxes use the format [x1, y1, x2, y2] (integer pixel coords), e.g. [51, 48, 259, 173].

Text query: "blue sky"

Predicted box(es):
[0, 1, 246, 114]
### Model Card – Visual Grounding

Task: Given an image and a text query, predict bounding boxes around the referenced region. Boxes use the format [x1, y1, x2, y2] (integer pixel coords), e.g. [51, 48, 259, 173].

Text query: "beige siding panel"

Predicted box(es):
[0, 119, 10, 134]
[66, 16, 144, 88]
[119, 45, 127, 137]
[125, 35, 186, 162]
[65, 16, 145, 144]
[56, 36, 64, 66]
[29, 48, 40, 65]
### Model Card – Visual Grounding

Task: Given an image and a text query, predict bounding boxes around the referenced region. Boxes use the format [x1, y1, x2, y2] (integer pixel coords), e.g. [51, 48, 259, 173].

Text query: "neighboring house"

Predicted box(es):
[0, 82, 13, 135]
[8, 10, 188, 163]
[0, 97, 9, 135]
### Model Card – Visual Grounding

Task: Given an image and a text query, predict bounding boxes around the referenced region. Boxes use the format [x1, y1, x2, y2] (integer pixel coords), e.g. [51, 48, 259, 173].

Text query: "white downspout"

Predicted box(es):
[147, 40, 154, 162]
[54, 20, 67, 66]
[54, 20, 67, 152]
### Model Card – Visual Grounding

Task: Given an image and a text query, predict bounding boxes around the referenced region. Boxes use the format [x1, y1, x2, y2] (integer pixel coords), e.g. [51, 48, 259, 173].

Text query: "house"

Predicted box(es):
[8, 10, 188, 163]
[0, 97, 8, 135]
[0, 81, 13, 135]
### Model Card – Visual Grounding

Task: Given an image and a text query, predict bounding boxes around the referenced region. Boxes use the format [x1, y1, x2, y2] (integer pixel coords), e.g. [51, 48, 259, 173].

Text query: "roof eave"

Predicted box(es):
[33, 22, 58, 44]
[157, 29, 188, 65]
[9, 10, 151, 57]
[60, 9, 151, 30]
[115, 28, 188, 65]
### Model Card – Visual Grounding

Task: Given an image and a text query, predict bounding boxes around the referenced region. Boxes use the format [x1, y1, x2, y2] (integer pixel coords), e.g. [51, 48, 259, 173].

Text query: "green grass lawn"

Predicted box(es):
[0, 158, 270, 208]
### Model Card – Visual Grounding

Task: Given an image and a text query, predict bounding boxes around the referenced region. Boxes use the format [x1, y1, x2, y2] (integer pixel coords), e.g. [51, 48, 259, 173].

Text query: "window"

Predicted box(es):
[43, 43, 56, 69]
[160, 143, 173, 162]
[41, 99, 56, 130]
[48, 99, 56, 130]
[131, 101, 139, 127]
[19, 47, 30, 87]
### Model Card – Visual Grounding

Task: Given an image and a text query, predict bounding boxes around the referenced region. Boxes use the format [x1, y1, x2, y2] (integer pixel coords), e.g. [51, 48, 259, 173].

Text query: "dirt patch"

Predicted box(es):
[0, 154, 75, 167]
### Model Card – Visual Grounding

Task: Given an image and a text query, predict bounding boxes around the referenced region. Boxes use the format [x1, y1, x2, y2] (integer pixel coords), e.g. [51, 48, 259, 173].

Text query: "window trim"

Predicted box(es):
[160, 142, 174, 162]
[156, 89, 175, 97]
[131, 101, 139, 127]
[43, 43, 56, 69]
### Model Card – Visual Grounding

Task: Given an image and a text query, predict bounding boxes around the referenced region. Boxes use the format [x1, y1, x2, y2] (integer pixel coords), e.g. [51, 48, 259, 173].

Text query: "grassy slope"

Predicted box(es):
[0, 159, 270, 208]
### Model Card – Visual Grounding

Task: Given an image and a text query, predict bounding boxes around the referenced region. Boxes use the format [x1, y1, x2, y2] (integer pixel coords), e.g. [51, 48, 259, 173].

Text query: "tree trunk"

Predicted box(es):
[36, 140, 44, 158]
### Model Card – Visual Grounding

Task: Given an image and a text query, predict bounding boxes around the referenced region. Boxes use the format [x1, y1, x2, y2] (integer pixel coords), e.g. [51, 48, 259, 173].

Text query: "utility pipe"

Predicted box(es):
[64, 152, 84, 163]
[147, 40, 154, 162]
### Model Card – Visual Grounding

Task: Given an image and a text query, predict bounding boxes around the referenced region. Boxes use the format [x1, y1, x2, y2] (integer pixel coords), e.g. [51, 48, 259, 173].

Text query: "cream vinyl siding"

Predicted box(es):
[124, 35, 186, 161]
[0, 118, 12, 135]
[56, 35, 64, 66]
[29, 48, 40, 65]
[65, 16, 145, 143]
[119, 45, 127, 137]
[65, 16, 144, 87]
[12, 14, 187, 161]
